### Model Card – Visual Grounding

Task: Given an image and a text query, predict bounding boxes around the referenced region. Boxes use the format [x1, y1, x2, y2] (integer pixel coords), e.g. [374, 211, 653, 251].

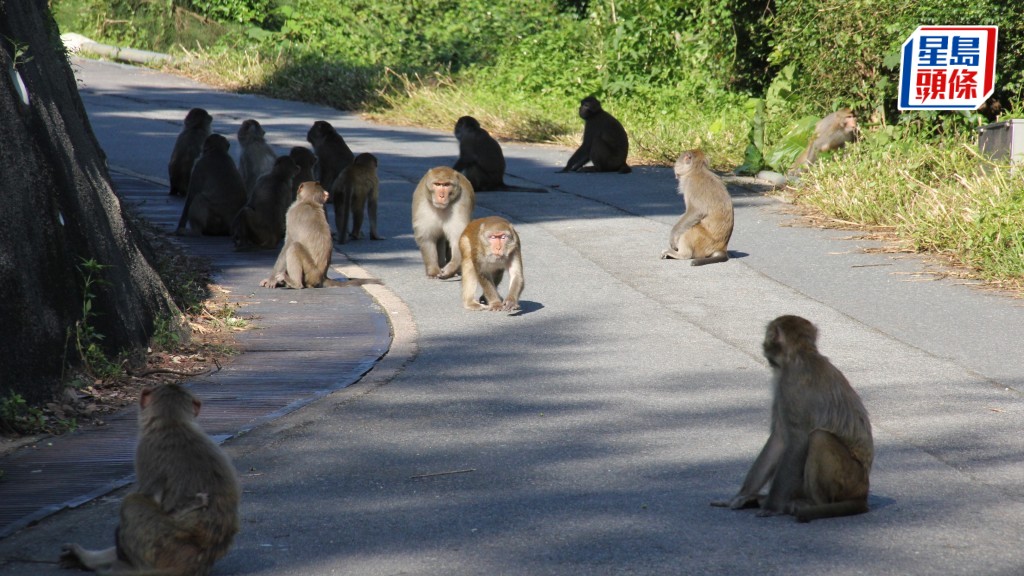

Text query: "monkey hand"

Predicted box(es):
[59, 544, 87, 569]
[498, 299, 521, 313]
[436, 267, 460, 280]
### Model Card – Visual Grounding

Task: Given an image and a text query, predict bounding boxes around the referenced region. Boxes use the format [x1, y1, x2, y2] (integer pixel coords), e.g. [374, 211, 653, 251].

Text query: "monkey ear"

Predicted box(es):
[140, 387, 154, 409]
[192, 398, 202, 417]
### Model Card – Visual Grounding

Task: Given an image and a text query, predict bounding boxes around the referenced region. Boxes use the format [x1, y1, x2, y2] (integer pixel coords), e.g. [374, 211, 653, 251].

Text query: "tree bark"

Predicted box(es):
[0, 0, 179, 404]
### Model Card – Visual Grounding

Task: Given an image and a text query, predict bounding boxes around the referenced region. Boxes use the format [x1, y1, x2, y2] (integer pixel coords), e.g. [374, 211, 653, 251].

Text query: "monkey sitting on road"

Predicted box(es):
[237, 119, 277, 195]
[712, 315, 874, 522]
[452, 116, 545, 193]
[231, 155, 299, 250]
[175, 134, 247, 236]
[167, 107, 212, 197]
[306, 120, 354, 203]
[560, 96, 631, 174]
[61, 383, 240, 575]
[459, 216, 524, 312]
[260, 181, 347, 288]
[661, 150, 733, 265]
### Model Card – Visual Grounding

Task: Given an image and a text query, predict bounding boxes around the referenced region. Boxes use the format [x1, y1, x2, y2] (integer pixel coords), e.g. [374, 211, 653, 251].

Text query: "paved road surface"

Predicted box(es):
[1, 58, 1023, 575]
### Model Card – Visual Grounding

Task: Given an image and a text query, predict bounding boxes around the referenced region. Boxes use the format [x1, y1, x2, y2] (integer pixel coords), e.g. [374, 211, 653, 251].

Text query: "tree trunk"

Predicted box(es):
[0, 0, 179, 404]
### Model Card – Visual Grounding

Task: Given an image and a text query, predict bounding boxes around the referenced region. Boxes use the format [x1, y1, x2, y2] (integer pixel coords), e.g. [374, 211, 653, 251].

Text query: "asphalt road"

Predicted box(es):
[2, 57, 1023, 575]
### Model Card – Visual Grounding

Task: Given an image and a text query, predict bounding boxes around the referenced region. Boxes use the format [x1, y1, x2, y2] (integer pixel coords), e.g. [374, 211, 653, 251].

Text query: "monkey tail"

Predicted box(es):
[794, 498, 869, 523]
[691, 252, 729, 266]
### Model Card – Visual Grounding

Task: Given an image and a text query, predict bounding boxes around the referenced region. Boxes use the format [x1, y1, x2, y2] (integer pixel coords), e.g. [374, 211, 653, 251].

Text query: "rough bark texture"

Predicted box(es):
[0, 0, 179, 404]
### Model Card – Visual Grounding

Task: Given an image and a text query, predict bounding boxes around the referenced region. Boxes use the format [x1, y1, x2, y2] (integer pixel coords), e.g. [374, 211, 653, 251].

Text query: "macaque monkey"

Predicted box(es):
[289, 146, 317, 200]
[791, 108, 858, 170]
[167, 108, 212, 197]
[332, 152, 383, 243]
[237, 119, 277, 195]
[661, 150, 733, 265]
[260, 181, 346, 288]
[712, 315, 874, 522]
[411, 166, 476, 279]
[61, 383, 240, 575]
[452, 116, 546, 192]
[560, 96, 631, 174]
[175, 134, 247, 236]
[306, 120, 354, 202]
[459, 216, 524, 312]
[231, 155, 299, 250]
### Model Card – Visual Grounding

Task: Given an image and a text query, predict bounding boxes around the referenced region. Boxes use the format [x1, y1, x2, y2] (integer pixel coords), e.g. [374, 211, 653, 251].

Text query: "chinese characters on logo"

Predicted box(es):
[899, 26, 998, 111]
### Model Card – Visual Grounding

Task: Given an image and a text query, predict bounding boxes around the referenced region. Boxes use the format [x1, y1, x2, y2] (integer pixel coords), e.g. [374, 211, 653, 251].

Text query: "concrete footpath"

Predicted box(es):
[1, 57, 1024, 575]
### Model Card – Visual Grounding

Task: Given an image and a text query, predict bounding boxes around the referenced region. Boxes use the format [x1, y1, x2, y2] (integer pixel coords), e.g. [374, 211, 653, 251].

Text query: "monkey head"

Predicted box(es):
[352, 152, 378, 169]
[273, 155, 300, 179]
[480, 221, 517, 260]
[297, 181, 328, 205]
[184, 108, 212, 129]
[763, 315, 818, 368]
[673, 149, 709, 179]
[424, 167, 464, 209]
[237, 119, 266, 144]
[579, 96, 602, 120]
[306, 120, 335, 147]
[202, 133, 230, 155]
[454, 116, 481, 140]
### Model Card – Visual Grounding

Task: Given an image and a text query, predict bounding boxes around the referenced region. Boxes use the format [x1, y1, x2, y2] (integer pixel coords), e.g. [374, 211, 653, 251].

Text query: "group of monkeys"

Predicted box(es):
[56, 97, 870, 575]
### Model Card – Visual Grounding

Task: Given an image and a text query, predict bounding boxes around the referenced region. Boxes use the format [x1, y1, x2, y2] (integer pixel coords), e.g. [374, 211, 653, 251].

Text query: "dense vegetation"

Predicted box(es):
[52, 0, 1024, 286]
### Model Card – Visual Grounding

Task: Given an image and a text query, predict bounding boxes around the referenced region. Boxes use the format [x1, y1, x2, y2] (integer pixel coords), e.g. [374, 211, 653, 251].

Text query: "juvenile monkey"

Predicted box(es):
[289, 146, 317, 200]
[260, 181, 346, 288]
[306, 120, 354, 201]
[661, 150, 733, 265]
[452, 116, 546, 193]
[459, 216, 524, 312]
[560, 96, 631, 174]
[332, 152, 383, 243]
[231, 155, 299, 250]
[411, 166, 476, 279]
[237, 119, 277, 195]
[712, 315, 873, 522]
[791, 108, 858, 170]
[175, 134, 247, 236]
[167, 108, 212, 197]
[61, 383, 240, 575]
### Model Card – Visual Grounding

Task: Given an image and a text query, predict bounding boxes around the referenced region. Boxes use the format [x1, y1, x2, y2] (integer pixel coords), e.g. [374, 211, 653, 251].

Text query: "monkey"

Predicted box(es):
[175, 134, 247, 236]
[167, 108, 212, 197]
[231, 155, 299, 250]
[306, 120, 355, 202]
[978, 91, 1012, 123]
[332, 152, 383, 244]
[458, 216, 524, 312]
[452, 116, 546, 193]
[560, 96, 631, 174]
[259, 181, 347, 288]
[289, 146, 318, 200]
[661, 150, 734, 265]
[410, 166, 476, 279]
[790, 108, 858, 170]
[712, 315, 873, 523]
[237, 119, 277, 195]
[61, 383, 240, 575]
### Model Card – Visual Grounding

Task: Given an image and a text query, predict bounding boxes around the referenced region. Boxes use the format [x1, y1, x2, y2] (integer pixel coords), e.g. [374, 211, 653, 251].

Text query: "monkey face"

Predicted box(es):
[579, 97, 601, 120]
[430, 180, 456, 208]
[486, 231, 511, 256]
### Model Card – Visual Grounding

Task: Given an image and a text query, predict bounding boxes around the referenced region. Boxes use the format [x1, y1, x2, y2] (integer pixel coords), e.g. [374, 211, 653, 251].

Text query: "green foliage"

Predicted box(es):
[69, 258, 123, 380]
[188, 0, 274, 25]
[0, 393, 45, 434]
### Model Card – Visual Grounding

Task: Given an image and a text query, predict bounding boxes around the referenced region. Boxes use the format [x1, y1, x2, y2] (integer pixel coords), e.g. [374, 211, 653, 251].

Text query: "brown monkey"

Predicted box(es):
[411, 166, 476, 279]
[306, 120, 354, 202]
[332, 152, 383, 244]
[231, 155, 299, 250]
[661, 150, 733, 265]
[237, 119, 277, 195]
[712, 315, 873, 522]
[259, 181, 346, 288]
[452, 116, 546, 193]
[61, 383, 240, 575]
[459, 216, 524, 312]
[167, 107, 212, 197]
[289, 146, 317, 200]
[175, 134, 247, 236]
[560, 96, 631, 174]
[791, 108, 858, 170]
